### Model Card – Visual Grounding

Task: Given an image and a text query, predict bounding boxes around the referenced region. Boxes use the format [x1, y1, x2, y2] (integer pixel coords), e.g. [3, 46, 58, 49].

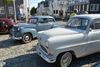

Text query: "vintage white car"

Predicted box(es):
[36, 14, 100, 67]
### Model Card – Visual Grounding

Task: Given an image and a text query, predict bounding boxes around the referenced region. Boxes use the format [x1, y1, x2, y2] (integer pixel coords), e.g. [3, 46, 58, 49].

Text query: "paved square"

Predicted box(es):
[0, 34, 100, 67]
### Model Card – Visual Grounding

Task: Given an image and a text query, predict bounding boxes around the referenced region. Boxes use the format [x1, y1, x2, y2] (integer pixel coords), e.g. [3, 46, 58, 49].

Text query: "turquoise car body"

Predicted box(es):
[10, 16, 58, 40]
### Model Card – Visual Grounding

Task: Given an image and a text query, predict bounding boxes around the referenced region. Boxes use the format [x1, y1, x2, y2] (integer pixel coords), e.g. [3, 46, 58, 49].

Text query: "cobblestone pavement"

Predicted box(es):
[0, 34, 100, 67]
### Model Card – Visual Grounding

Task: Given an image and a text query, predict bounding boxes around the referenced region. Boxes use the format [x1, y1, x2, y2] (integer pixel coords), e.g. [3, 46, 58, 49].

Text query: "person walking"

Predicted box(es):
[70, 9, 78, 18]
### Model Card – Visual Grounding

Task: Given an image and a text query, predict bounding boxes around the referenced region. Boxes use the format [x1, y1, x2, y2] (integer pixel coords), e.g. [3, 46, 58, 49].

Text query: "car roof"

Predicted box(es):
[72, 14, 100, 20]
[31, 16, 54, 19]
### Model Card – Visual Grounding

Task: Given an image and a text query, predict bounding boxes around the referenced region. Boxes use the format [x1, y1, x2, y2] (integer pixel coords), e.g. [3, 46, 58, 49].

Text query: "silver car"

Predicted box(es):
[36, 14, 100, 67]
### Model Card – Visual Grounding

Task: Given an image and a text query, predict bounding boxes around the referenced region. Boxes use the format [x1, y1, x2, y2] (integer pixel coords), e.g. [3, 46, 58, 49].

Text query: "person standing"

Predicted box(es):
[70, 9, 78, 18]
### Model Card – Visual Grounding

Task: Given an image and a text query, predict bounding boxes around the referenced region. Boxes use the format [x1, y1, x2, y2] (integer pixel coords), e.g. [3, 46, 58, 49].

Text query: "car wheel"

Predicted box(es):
[22, 33, 32, 43]
[56, 52, 72, 67]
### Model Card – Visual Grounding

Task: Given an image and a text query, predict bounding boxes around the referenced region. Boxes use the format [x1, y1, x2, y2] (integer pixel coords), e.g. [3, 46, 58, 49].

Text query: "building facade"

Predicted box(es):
[0, 0, 23, 18]
[37, 0, 52, 16]
[67, 0, 100, 14]
[51, 0, 67, 18]
[37, 1, 45, 15]
[37, 0, 68, 18]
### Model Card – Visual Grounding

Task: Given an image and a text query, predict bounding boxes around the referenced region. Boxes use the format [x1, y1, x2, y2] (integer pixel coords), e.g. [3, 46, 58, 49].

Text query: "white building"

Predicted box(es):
[37, 1, 52, 15]
[51, 0, 67, 18]
[37, 1, 46, 15]
[37, 0, 68, 18]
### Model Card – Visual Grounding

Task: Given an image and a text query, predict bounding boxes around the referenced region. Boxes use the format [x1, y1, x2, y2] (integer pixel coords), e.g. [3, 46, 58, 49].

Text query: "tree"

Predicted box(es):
[3, 0, 13, 4]
[3, 0, 13, 17]
[30, 7, 36, 15]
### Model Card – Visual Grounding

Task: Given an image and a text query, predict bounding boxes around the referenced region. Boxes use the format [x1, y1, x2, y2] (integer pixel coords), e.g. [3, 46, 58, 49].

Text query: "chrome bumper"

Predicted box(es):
[36, 44, 56, 63]
[10, 35, 22, 40]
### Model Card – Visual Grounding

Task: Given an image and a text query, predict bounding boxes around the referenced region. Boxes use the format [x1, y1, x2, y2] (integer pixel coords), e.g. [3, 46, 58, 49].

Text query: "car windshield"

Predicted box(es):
[66, 18, 89, 30]
[29, 18, 38, 24]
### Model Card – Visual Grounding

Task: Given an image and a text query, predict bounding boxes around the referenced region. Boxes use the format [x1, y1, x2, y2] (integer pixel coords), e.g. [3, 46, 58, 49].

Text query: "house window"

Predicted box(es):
[0, 7, 5, 14]
[95, 4, 99, 11]
[90, 4, 98, 11]
[8, 7, 14, 14]
[89, 4, 93, 11]
[84, 4, 87, 11]
[80, 5, 83, 11]
[53, 10, 55, 14]
[78, 5, 79, 10]
[56, 10, 58, 14]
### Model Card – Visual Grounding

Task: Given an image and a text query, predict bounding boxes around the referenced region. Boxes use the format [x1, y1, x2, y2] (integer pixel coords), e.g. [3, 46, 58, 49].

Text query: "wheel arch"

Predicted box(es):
[56, 50, 77, 61]
[23, 32, 33, 39]
[22, 29, 37, 39]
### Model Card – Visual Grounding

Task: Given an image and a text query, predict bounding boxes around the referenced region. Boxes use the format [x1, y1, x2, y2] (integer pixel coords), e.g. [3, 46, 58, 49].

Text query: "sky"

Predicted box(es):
[29, 0, 45, 10]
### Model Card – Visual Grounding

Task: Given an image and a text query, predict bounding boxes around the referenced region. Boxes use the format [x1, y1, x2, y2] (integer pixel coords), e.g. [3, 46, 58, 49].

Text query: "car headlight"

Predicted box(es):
[45, 41, 53, 55]
[45, 41, 49, 49]
[18, 27, 24, 31]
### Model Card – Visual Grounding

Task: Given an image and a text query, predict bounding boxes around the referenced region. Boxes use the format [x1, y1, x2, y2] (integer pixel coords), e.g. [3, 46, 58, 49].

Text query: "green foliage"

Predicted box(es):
[3, 0, 13, 4]
[30, 7, 36, 15]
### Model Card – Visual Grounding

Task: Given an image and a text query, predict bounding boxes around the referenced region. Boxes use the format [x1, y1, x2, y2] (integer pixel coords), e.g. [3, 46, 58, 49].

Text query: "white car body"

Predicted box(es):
[36, 14, 100, 63]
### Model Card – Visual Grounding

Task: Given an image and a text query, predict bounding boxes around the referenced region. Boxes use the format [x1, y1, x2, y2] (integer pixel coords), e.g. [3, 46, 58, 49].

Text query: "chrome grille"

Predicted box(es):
[40, 45, 47, 53]
[10, 26, 21, 37]
[13, 26, 19, 31]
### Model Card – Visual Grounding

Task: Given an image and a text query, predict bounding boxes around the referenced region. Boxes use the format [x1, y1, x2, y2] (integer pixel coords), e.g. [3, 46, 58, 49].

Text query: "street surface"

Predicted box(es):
[0, 33, 100, 67]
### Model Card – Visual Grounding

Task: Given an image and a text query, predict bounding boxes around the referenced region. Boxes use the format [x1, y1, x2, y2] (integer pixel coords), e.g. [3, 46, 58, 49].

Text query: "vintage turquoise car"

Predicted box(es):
[9, 16, 62, 43]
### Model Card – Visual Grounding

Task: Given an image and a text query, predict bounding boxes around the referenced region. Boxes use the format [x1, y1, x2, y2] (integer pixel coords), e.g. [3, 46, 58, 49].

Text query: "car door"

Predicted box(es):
[36, 18, 54, 31]
[86, 19, 100, 54]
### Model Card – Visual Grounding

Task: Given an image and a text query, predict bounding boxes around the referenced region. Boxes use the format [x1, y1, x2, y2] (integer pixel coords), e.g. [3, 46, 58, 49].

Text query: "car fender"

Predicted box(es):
[48, 33, 87, 58]
[21, 28, 37, 38]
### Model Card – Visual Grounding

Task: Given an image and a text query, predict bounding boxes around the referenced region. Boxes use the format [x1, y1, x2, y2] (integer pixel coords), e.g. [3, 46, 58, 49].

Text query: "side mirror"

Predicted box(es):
[85, 28, 92, 34]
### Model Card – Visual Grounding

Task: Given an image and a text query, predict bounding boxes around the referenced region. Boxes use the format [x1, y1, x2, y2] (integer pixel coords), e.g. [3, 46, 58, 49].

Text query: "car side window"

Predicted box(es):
[38, 18, 55, 23]
[0, 21, 6, 27]
[38, 18, 47, 23]
[29, 18, 38, 24]
[67, 18, 89, 30]
[47, 18, 55, 22]
[93, 19, 100, 29]
[90, 22, 95, 29]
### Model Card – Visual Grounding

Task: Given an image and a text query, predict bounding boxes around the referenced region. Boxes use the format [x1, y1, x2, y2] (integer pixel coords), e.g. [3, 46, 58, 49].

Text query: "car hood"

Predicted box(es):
[14, 23, 36, 28]
[38, 27, 83, 40]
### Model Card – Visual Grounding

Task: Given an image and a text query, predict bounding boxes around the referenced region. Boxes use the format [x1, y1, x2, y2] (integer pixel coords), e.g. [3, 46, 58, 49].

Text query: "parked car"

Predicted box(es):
[10, 16, 62, 43]
[36, 14, 100, 67]
[0, 18, 15, 33]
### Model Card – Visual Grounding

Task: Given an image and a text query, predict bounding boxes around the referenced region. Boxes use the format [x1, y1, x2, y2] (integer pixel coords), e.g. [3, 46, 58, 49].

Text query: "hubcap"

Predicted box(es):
[23, 35, 30, 42]
[60, 52, 72, 67]
[25, 35, 30, 41]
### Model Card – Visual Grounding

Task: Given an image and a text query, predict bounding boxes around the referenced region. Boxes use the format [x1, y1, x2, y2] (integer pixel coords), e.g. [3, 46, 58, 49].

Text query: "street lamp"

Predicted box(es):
[24, 0, 28, 22]
[13, 0, 17, 23]
[28, 0, 30, 13]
